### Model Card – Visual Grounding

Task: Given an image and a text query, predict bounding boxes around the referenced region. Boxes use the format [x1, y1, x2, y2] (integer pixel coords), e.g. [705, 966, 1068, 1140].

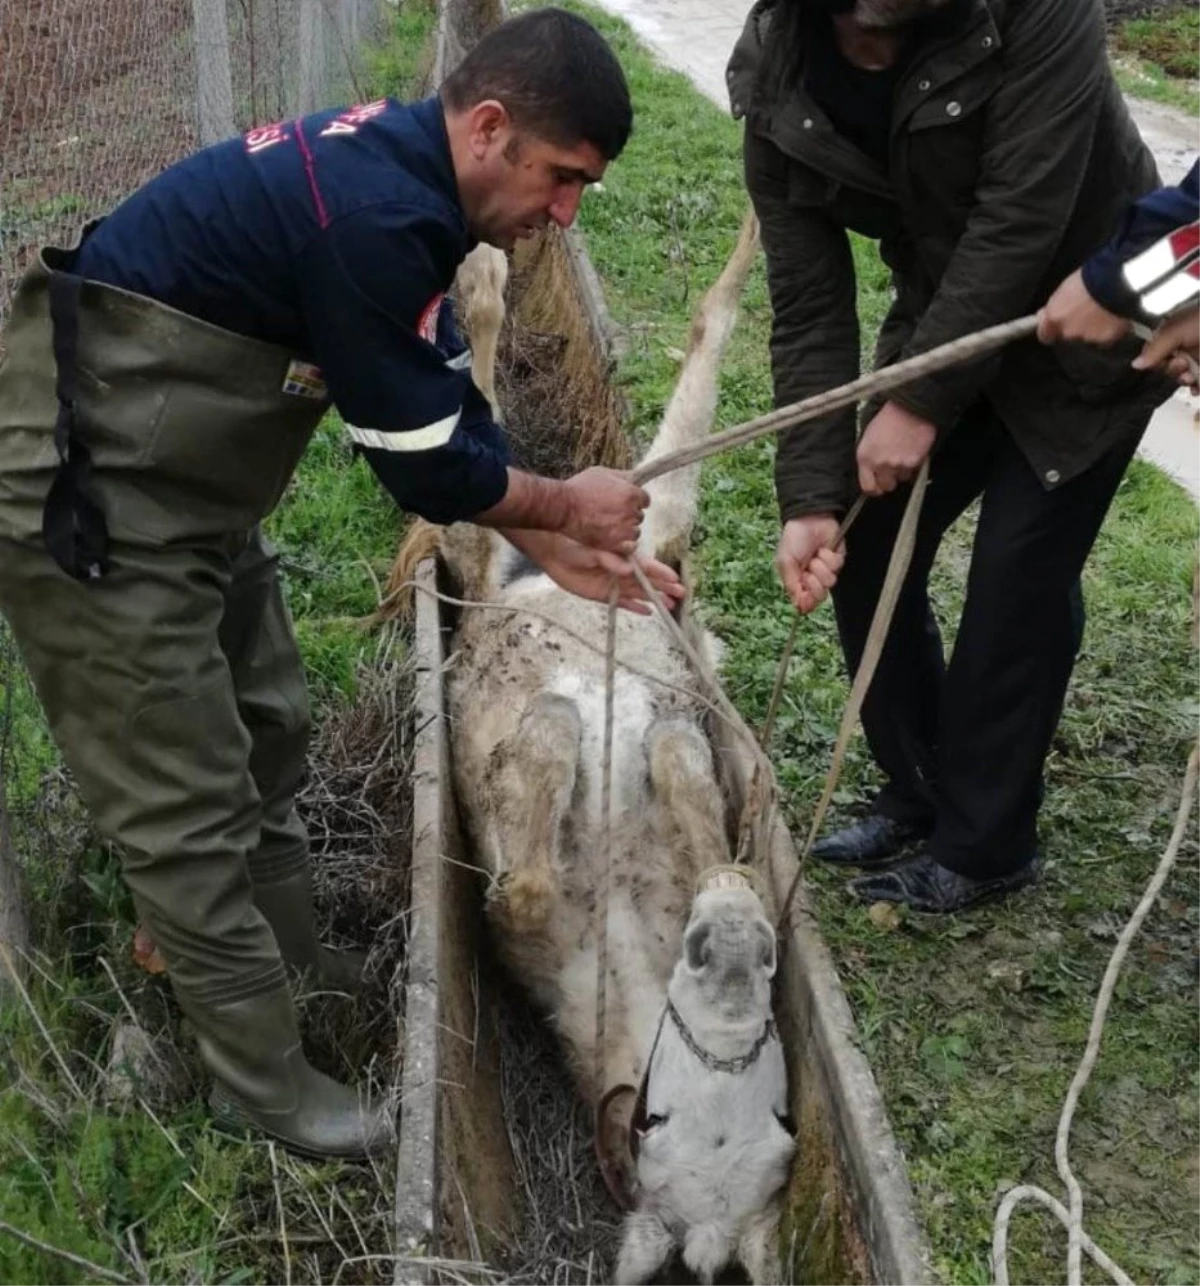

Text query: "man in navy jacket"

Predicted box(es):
[0, 7, 678, 1158]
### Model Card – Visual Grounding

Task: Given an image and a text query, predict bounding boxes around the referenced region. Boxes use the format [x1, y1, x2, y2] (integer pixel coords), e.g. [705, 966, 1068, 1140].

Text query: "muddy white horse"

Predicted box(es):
[431, 215, 794, 1283]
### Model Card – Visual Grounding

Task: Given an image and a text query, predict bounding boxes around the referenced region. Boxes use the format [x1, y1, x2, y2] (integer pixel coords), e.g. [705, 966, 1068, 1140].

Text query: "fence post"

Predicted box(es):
[192, 0, 236, 144]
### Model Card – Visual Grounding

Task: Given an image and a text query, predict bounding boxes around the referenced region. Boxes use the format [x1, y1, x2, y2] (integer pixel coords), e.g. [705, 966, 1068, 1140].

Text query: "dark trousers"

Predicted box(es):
[831, 401, 1144, 879]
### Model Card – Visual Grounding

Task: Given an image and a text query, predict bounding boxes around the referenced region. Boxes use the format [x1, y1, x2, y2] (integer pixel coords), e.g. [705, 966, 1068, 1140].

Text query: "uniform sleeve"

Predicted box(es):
[297, 203, 511, 524]
[1082, 160, 1200, 317]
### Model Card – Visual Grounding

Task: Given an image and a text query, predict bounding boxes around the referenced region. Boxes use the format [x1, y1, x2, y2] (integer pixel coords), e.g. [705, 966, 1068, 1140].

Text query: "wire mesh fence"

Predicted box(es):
[0, 0, 388, 330]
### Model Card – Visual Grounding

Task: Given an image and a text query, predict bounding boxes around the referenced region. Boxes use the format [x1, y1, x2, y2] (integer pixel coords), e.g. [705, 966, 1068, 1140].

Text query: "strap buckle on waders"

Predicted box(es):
[43, 271, 110, 581]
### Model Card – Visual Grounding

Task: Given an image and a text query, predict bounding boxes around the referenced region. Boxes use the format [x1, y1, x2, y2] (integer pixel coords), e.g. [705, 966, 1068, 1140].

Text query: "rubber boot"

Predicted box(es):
[180, 984, 393, 1159]
[253, 868, 366, 992]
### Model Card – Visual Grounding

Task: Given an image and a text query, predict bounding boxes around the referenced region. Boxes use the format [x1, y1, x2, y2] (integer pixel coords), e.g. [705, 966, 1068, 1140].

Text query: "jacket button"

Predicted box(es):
[802, 117, 814, 129]
[981, 34, 994, 47]
[946, 100, 962, 117]
[1045, 469, 1061, 484]
[732, 101, 743, 114]
[918, 78, 931, 91]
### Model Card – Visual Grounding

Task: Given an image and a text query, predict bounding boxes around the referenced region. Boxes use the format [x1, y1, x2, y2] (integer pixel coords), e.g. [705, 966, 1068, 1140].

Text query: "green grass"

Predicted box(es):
[1113, 54, 1199, 113]
[362, 0, 439, 101]
[0, 979, 397, 1285]
[1116, 6, 1199, 80]
[1111, 4, 1199, 112]
[568, 4, 1200, 1282]
[265, 416, 405, 702]
[0, 923, 395, 1284]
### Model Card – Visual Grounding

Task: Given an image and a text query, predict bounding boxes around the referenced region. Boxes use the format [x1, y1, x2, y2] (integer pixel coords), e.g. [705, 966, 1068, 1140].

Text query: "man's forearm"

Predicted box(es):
[495, 526, 559, 561]
[472, 468, 575, 532]
[472, 464, 646, 554]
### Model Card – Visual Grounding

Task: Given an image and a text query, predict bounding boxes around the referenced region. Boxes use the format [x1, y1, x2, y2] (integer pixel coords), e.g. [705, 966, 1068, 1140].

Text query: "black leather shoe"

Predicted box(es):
[850, 850, 1038, 914]
[811, 814, 930, 868]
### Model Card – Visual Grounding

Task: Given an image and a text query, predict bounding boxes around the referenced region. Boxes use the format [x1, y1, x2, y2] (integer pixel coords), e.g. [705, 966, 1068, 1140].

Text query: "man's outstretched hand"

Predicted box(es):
[561, 466, 651, 554]
[1037, 268, 1130, 347]
[503, 529, 685, 614]
[776, 514, 845, 614]
[474, 466, 649, 555]
[1133, 308, 1199, 388]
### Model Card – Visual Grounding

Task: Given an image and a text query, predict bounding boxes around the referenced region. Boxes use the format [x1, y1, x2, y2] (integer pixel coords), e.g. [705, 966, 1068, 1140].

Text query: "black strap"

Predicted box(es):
[628, 1002, 668, 1164]
[42, 271, 109, 581]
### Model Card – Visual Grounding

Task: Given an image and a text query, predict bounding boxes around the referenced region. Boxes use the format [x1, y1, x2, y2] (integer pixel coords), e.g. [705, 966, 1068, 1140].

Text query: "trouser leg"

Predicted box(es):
[830, 405, 1002, 827]
[0, 534, 387, 1155]
[219, 531, 362, 985]
[931, 426, 1143, 878]
[0, 535, 283, 1003]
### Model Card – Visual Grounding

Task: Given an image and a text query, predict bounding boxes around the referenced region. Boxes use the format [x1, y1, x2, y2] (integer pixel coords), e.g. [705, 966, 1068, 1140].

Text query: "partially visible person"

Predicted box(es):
[1133, 307, 1199, 387]
[1039, 159, 1198, 386]
[728, 0, 1176, 915]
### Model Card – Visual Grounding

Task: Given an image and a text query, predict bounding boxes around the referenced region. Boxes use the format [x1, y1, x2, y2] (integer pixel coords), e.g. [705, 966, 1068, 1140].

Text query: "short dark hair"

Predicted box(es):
[440, 8, 632, 161]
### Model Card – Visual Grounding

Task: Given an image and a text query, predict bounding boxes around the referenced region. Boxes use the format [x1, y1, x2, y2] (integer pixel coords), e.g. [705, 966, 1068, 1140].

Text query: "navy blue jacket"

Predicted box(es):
[1083, 159, 1199, 319]
[73, 96, 509, 524]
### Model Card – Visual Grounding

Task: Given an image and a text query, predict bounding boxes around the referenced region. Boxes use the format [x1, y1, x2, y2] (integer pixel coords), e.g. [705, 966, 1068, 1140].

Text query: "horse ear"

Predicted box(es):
[684, 921, 712, 972]
[756, 919, 777, 979]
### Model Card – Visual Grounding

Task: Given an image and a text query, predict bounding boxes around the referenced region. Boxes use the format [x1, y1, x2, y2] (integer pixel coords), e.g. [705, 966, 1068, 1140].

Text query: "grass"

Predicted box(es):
[0, 2, 437, 1281]
[361, 0, 439, 103]
[0, 922, 396, 1284]
[1111, 4, 1199, 112]
[566, 3, 1200, 1282]
[1112, 54, 1199, 114]
[1116, 6, 1199, 79]
[265, 417, 405, 702]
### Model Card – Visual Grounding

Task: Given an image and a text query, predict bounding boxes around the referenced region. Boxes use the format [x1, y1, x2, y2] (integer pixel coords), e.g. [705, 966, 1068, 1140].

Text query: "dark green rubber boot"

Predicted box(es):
[183, 985, 393, 1159]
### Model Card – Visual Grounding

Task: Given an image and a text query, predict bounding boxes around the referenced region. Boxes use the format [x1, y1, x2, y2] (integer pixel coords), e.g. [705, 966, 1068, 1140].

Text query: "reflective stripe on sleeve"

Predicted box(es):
[346, 409, 461, 452]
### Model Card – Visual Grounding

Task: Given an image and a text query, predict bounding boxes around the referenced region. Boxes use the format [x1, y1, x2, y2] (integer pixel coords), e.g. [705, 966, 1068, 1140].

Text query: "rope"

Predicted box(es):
[991, 741, 1199, 1286]
[775, 461, 929, 931]
[631, 315, 1038, 486]
[594, 586, 619, 1101]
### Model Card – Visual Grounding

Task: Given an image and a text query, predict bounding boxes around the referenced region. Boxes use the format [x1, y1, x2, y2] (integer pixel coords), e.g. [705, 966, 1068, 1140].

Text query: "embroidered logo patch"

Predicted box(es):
[319, 99, 389, 139]
[282, 360, 328, 400]
[244, 121, 291, 154]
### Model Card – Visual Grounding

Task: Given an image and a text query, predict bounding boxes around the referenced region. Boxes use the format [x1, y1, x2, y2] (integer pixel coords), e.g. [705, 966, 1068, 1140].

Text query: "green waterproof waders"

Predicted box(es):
[0, 237, 390, 1158]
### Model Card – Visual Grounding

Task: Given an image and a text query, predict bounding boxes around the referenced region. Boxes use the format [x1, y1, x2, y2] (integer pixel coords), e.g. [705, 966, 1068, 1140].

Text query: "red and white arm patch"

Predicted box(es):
[416, 292, 445, 345]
